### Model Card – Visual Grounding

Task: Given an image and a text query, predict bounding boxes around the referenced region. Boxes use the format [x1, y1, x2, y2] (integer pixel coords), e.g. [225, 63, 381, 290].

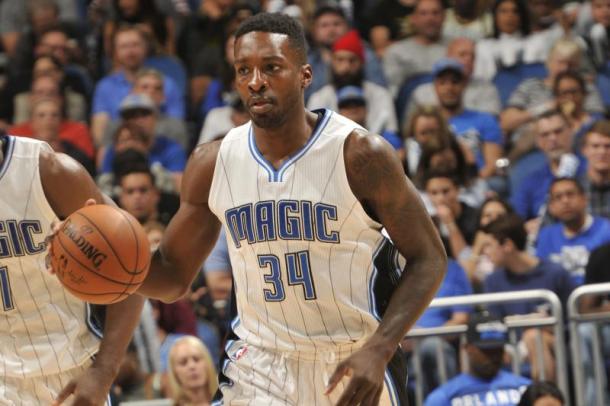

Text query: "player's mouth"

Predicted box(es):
[249, 97, 274, 113]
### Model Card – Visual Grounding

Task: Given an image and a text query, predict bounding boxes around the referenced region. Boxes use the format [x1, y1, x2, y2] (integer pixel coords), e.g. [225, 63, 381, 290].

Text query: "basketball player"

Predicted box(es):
[137, 13, 446, 405]
[0, 133, 144, 405]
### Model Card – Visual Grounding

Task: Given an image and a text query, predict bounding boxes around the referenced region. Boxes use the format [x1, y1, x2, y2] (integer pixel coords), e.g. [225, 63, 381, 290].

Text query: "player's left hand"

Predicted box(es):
[51, 364, 113, 406]
[324, 345, 389, 406]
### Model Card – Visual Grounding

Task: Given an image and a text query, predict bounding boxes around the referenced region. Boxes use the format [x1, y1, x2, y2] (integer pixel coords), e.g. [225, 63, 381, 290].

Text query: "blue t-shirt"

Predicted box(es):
[536, 217, 610, 286]
[92, 71, 185, 119]
[101, 136, 187, 174]
[448, 109, 503, 170]
[483, 259, 576, 318]
[510, 157, 586, 220]
[416, 260, 473, 328]
[425, 371, 531, 406]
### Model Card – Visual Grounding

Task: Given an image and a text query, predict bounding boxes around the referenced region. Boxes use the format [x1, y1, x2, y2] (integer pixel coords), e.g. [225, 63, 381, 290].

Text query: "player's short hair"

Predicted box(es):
[549, 176, 585, 196]
[483, 213, 528, 251]
[235, 12, 307, 64]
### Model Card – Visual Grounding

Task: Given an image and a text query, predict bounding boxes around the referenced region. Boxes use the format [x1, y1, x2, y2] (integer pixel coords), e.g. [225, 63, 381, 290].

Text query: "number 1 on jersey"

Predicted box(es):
[258, 251, 316, 302]
[0, 266, 15, 311]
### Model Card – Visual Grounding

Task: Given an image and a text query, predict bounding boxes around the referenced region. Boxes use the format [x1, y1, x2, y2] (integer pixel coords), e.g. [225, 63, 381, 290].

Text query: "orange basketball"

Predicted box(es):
[50, 204, 151, 304]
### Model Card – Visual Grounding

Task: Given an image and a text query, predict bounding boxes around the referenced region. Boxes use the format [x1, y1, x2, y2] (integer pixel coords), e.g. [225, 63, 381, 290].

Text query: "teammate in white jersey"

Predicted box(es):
[0, 133, 144, 405]
[138, 13, 446, 406]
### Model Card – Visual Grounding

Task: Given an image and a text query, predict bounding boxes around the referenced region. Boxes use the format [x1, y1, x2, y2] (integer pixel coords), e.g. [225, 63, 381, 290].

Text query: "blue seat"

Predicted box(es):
[395, 73, 434, 126]
[144, 55, 188, 95]
[596, 72, 610, 108]
[493, 63, 547, 107]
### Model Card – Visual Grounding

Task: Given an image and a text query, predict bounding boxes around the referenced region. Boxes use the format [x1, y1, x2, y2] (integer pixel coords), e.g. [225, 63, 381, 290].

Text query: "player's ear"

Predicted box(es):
[300, 64, 313, 89]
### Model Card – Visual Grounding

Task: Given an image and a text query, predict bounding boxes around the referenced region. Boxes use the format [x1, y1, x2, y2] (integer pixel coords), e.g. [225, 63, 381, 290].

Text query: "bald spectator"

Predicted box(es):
[307, 30, 398, 135]
[383, 0, 449, 96]
[407, 37, 501, 118]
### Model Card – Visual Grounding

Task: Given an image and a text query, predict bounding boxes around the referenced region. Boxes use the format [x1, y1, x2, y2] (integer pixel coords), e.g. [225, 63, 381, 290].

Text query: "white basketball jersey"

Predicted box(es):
[0, 136, 100, 378]
[209, 109, 403, 353]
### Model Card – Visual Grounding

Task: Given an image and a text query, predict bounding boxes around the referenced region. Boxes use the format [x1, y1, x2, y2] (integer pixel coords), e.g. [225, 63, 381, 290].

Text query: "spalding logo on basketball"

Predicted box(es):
[51, 205, 151, 304]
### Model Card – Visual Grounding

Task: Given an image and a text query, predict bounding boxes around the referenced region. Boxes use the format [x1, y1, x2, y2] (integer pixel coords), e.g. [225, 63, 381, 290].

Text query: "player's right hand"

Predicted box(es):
[45, 198, 97, 274]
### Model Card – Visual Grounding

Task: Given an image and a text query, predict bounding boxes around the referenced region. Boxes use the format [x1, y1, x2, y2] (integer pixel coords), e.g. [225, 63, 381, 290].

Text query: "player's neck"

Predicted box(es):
[252, 109, 318, 168]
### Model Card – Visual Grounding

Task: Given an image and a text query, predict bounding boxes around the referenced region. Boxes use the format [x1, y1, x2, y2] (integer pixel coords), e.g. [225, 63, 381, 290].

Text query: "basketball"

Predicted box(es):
[50, 204, 151, 304]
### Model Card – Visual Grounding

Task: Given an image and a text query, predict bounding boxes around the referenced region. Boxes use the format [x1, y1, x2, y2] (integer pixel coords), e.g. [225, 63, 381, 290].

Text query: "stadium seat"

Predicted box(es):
[395, 73, 434, 126]
[596, 71, 610, 109]
[493, 63, 547, 107]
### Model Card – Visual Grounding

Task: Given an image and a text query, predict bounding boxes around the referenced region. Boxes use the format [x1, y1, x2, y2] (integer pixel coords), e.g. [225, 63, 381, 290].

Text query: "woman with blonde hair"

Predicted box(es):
[167, 335, 218, 406]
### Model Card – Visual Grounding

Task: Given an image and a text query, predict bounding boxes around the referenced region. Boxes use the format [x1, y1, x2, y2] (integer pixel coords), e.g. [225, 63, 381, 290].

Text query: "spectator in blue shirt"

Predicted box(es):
[483, 213, 576, 382]
[511, 110, 585, 223]
[536, 177, 610, 286]
[432, 57, 504, 180]
[91, 25, 184, 146]
[101, 94, 187, 192]
[405, 259, 472, 395]
[425, 314, 531, 406]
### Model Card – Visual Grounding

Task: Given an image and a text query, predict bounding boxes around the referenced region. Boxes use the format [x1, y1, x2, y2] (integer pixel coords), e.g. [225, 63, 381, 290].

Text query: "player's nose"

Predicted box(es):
[248, 68, 267, 92]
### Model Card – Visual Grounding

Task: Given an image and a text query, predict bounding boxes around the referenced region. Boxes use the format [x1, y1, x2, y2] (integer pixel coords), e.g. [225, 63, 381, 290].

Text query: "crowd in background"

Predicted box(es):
[1, 0, 610, 404]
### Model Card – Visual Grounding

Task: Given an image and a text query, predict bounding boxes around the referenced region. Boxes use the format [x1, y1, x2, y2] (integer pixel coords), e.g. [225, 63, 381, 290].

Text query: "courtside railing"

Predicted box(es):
[568, 282, 610, 406]
[406, 290, 569, 406]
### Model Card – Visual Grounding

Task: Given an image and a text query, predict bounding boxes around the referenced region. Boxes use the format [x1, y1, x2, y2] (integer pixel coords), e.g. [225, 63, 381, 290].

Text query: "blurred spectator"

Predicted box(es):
[12, 57, 87, 124]
[405, 258, 472, 396]
[167, 336, 218, 405]
[24, 97, 94, 174]
[306, 4, 385, 100]
[383, 0, 448, 96]
[8, 76, 94, 160]
[554, 70, 604, 150]
[116, 158, 180, 225]
[415, 137, 489, 208]
[425, 313, 531, 406]
[407, 37, 501, 119]
[424, 169, 479, 259]
[432, 58, 504, 180]
[178, 0, 242, 109]
[584, 0, 610, 69]
[579, 120, 610, 219]
[193, 30, 235, 118]
[500, 38, 604, 141]
[404, 105, 453, 178]
[153, 299, 198, 372]
[366, 0, 415, 57]
[307, 30, 398, 136]
[333, 86, 404, 156]
[198, 98, 249, 145]
[100, 94, 186, 190]
[460, 197, 514, 287]
[474, 0, 531, 80]
[442, 0, 493, 40]
[92, 25, 184, 146]
[536, 177, 610, 285]
[144, 220, 165, 251]
[482, 213, 576, 381]
[518, 381, 565, 406]
[510, 111, 584, 223]
[103, 68, 190, 150]
[103, 0, 176, 56]
[0, 0, 77, 58]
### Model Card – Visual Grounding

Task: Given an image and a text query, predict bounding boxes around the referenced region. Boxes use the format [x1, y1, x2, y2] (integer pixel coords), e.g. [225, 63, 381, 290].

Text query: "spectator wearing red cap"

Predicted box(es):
[306, 5, 386, 100]
[307, 30, 398, 137]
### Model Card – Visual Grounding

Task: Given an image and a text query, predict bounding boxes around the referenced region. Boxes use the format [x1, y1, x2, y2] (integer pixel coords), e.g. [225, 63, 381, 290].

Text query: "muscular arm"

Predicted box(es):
[137, 141, 222, 302]
[40, 151, 144, 394]
[345, 130, 447, 360]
